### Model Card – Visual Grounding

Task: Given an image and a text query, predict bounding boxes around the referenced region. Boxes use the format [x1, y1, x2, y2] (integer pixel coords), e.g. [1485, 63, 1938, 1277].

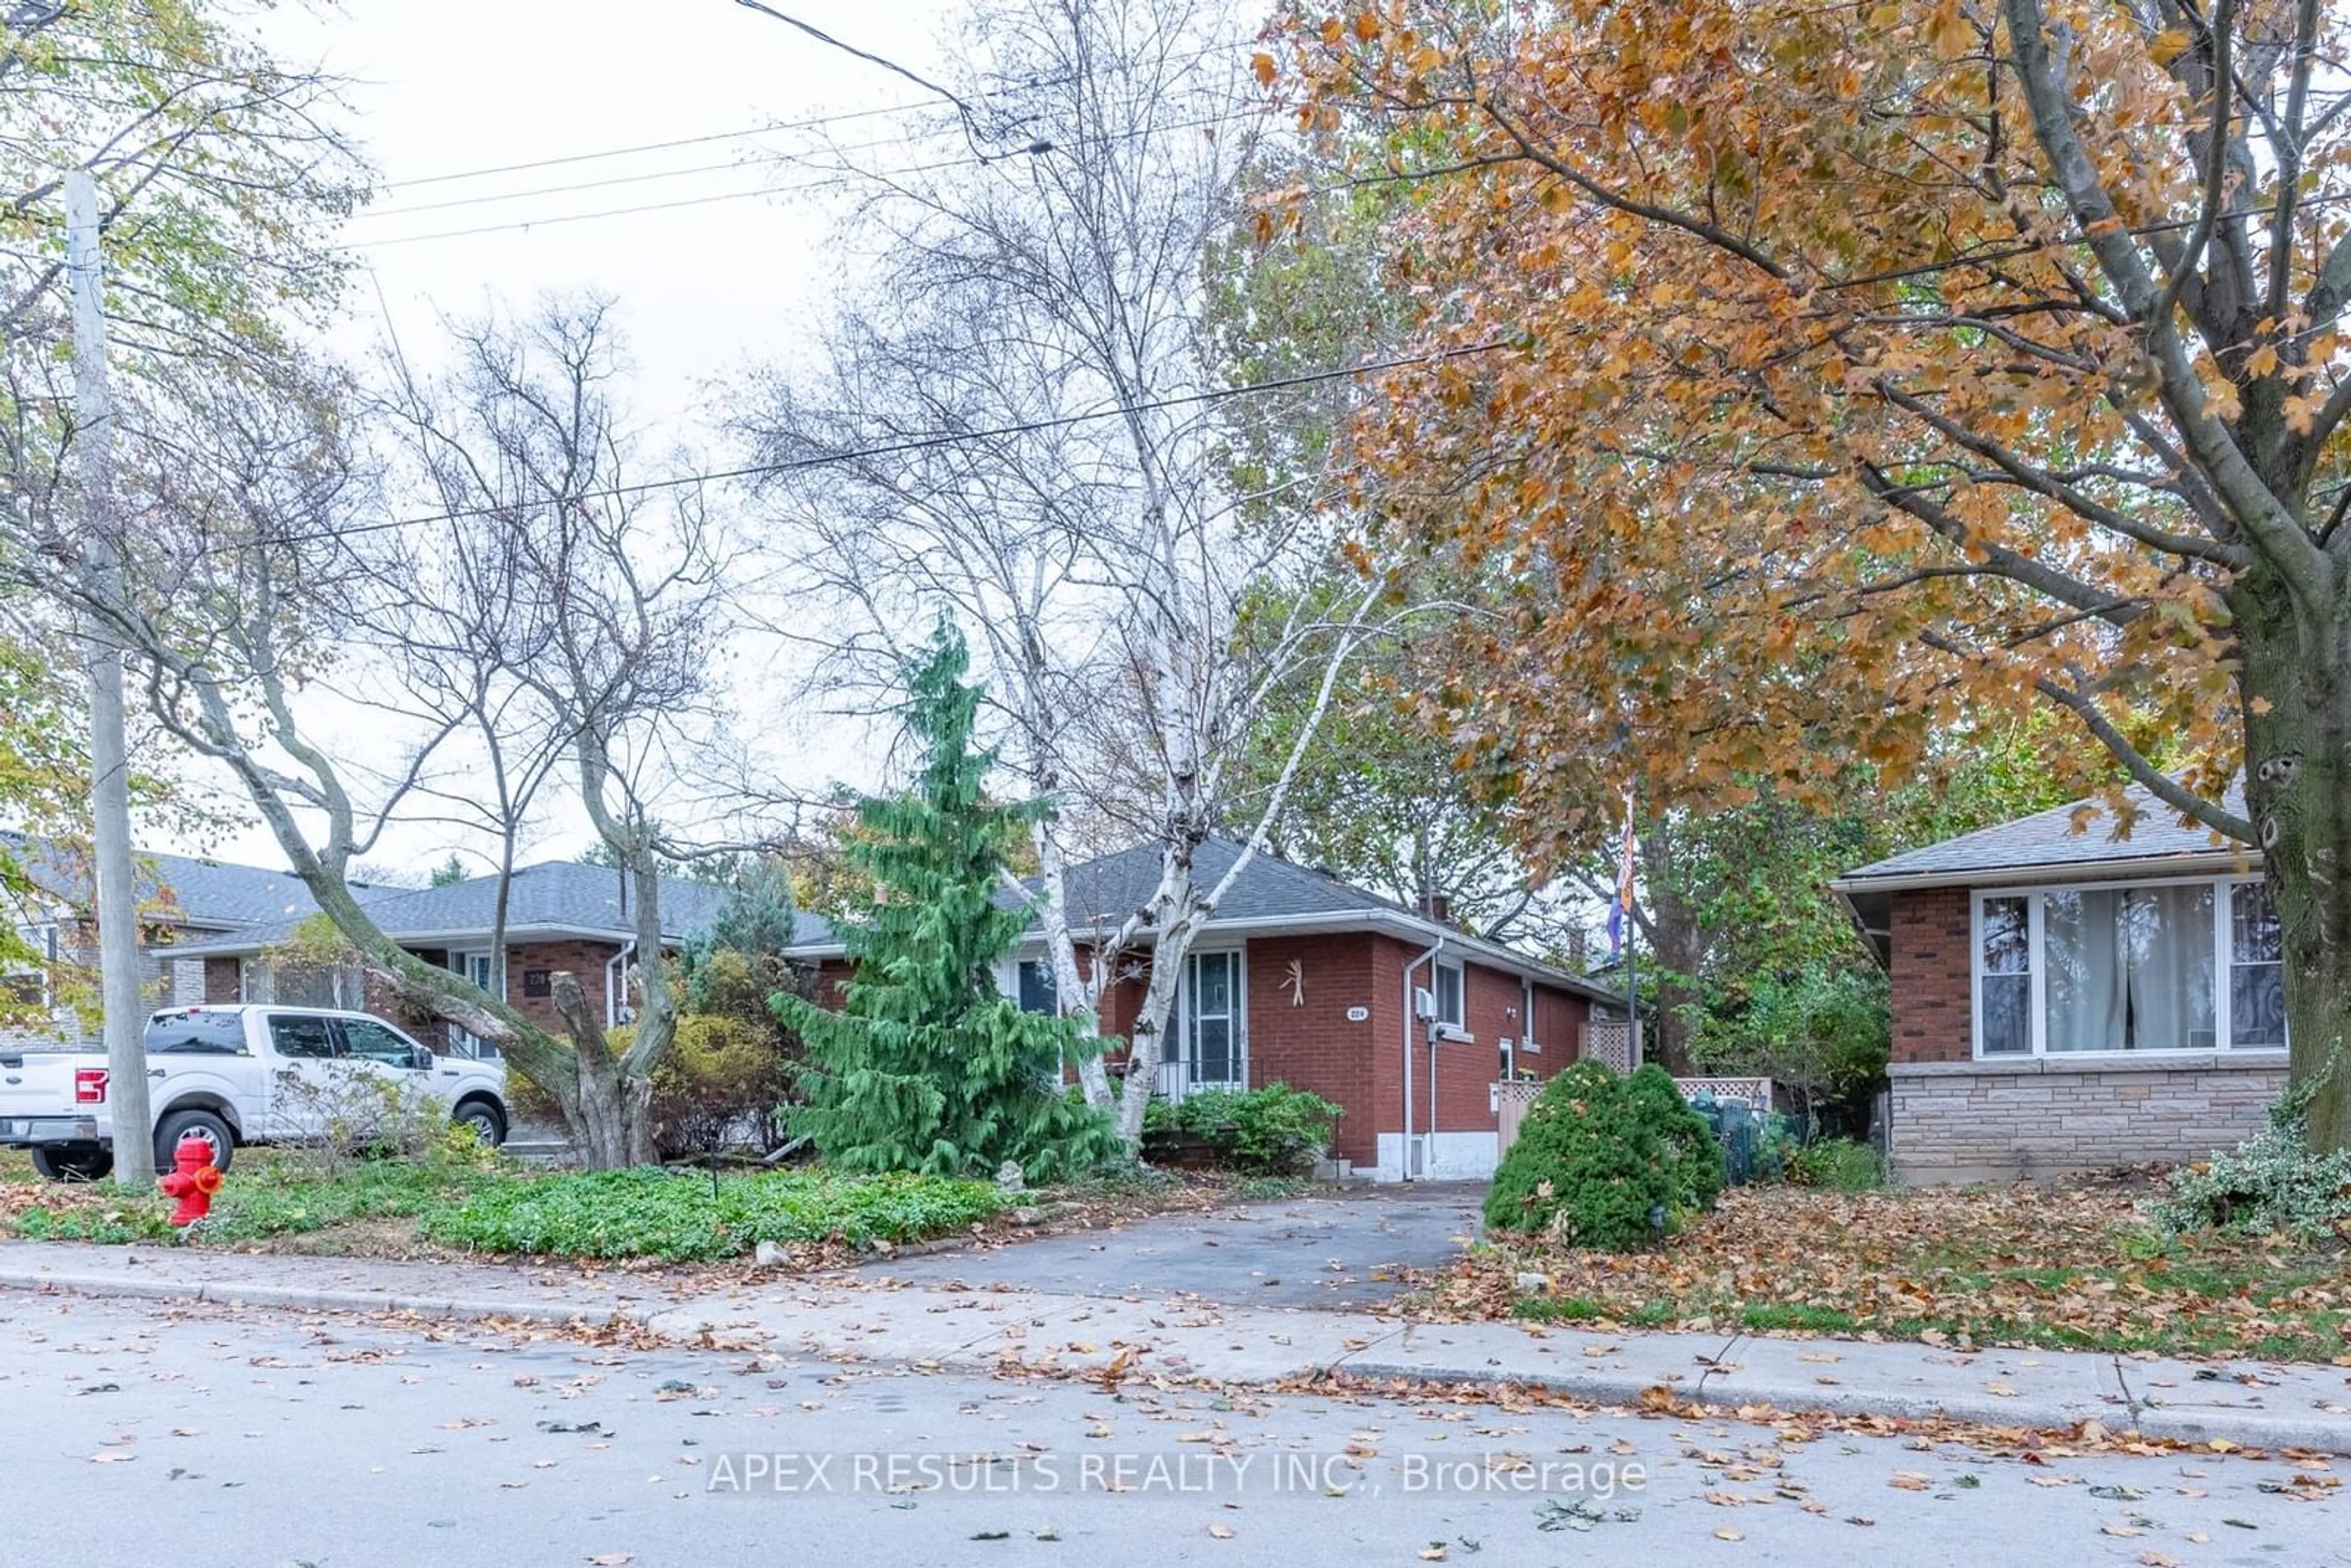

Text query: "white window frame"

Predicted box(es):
[449, 948, 502, 1060]
[1182, 947, 1248, 1091]
[1969, 874, 2278, 1060]
[1432, 959, 1466, 1030]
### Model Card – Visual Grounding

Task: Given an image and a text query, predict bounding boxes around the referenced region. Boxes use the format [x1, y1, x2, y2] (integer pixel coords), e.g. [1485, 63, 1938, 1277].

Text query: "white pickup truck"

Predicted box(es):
[0, 1003, 509, 1180]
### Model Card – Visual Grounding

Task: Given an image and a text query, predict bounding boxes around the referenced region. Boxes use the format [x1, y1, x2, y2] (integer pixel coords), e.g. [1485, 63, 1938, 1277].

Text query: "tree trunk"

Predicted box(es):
[1116, 929, 1192, 1146]
[552, 969, 656, 1166]
[1637, 823, 1705, 1076]
[2238, 574, 2351, 1150]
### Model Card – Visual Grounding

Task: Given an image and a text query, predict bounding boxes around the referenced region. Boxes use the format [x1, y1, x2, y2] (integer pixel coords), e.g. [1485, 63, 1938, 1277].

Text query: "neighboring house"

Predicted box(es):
[1833, 786, 2281, 1183]
[784, 836, 1616, 1181]
[172, 860, 787, 1057]
[2, 831, 364, 1045]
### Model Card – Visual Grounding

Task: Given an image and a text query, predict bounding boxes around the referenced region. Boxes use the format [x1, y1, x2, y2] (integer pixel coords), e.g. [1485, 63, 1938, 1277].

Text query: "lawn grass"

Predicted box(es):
[1, 1150, 1006, 1262]
[1449, 1184, 2351, 1363]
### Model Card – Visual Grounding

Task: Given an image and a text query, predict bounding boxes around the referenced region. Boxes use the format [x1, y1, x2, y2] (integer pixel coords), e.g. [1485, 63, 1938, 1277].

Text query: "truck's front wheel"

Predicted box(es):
[154, 1109, 234, 1176]
[30, 1145, 113, 1182]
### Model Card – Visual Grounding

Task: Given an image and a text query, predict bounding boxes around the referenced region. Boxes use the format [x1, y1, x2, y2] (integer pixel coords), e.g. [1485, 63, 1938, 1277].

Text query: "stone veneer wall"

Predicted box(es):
[1888, 1053, 2289, 1184]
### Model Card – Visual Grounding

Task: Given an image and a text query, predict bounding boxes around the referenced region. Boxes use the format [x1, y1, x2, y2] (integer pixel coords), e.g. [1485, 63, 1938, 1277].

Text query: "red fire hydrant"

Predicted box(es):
[157, 1134, 223, 1226]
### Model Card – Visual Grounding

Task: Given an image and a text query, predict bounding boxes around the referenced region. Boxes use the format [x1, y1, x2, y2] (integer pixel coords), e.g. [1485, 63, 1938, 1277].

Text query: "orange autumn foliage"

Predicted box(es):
[1275, 0, 2351, 1145]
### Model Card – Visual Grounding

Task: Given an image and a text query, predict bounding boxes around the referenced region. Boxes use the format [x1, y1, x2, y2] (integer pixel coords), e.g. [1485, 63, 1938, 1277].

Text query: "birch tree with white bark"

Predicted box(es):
[738, 0, 1394, 1144]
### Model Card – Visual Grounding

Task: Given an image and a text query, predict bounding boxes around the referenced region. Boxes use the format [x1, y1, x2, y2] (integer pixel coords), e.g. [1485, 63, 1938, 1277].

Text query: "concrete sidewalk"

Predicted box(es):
[4, 1237, 2349, 1454]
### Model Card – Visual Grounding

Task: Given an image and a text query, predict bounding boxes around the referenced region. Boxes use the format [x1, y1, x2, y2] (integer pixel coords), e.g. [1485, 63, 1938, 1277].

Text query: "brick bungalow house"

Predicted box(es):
[786, 837, 1615, 1181]
[3, 834, 361, 1044]
[170, 860, 782, 1057]
[1832, 787, 2282, 1183]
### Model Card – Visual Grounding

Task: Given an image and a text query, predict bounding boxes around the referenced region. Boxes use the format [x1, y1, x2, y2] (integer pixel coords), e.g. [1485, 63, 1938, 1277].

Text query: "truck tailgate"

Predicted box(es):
[0, 1047, 106, 1132]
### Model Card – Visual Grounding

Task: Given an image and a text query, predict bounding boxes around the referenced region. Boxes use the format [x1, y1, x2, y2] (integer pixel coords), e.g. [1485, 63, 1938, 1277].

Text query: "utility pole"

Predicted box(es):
[66, 169, 154, 1188]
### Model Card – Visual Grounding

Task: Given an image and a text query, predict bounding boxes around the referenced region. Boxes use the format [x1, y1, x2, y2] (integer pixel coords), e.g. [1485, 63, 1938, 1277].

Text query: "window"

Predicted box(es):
[2230, 881, 2287, 1048]
[448, 952, 502, 1061]
[5, 922, 57, 1008]
[340, 1018, 423, 1068]
[239, 957, 362, 1009]
[1973, 878, 2275, 1058]
[1016, 959, 1059, 1016]
[144, 1009, 247, 1055]
[1433, 960, 1466, 1030]
[268, 1014, 339, 1059]
[1187, 951, 1242, 1088]
[1976, 896, 2031, 1055]
[2044, 885, 2214, 1051]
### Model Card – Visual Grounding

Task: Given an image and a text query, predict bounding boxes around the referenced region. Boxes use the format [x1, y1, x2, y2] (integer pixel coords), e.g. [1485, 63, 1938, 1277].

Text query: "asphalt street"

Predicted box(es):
[3, 1289, 2342, 1568]
[864, 1185, 1489, 1310]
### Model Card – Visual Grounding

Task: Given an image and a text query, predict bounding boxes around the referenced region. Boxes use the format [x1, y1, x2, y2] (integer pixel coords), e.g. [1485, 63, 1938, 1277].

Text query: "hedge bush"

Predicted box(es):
[1484, 1061, 1723, 1249]
[1142, 1083, 1342, 1175]
[644, 1015, 793, 1158]
[1785, 1136, 1886, 1193]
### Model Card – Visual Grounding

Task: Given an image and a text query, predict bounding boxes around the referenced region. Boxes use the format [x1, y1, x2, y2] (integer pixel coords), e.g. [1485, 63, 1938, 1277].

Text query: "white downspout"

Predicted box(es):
[1403, 939, 1443, 1182]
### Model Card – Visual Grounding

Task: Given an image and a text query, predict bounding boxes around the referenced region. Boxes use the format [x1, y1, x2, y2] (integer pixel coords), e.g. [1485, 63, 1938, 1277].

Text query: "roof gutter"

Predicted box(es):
[170, 923, 681, 960]
[782, 908, 1611, 1000]
[1828, 849, 2253, 897]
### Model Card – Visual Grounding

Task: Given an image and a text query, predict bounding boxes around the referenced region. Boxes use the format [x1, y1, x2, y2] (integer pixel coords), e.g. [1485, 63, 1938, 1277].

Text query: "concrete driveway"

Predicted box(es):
[862, 1183, 1487, 1311]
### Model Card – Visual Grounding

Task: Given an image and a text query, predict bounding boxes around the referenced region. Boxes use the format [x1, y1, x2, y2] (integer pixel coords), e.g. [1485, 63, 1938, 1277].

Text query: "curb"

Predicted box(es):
[1340, 1357, 2107, 1433]
[0, 1269, 638, 1329]
[6, 1266, 2347, 1457]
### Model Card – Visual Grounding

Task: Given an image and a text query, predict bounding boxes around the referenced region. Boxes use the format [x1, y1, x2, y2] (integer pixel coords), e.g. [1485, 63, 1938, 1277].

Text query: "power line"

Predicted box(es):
[355, 129, 921, 223]
[222, 339, 1505, 550]
[340, 103, 1275, 250]
[332, 154, 977, 250]
[353, 105, 1267, 227]
[381, 99, 942, 190]
[367, 38, 1259, 198]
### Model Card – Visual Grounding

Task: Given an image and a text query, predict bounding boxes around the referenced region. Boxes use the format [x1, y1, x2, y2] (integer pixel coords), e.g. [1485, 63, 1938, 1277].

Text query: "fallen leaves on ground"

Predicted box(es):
[1427, 1184, 2349, 1361]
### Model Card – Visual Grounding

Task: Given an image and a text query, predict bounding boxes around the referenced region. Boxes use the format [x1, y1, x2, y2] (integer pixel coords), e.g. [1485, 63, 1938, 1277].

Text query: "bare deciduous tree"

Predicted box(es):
[740, 0, 1393, 1143]
[32, 304, 732, 1169]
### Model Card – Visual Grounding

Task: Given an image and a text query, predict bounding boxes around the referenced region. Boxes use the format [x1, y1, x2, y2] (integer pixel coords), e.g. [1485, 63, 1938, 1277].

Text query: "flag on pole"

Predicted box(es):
[1606, 793, 1636, 958]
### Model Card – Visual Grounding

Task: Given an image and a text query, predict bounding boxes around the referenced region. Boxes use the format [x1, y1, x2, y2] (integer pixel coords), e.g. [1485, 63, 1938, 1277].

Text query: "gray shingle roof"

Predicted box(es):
[171, 860, 772, 956]
[2, 831, 369, 932]
[793, 834, 1608, 999]
[1013, 836, 1409, 930]
[1839, 784, 2254, 884]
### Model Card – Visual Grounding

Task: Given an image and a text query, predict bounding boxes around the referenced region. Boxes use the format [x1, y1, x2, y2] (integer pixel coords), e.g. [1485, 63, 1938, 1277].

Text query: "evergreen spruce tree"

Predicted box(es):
[775, 626, 1119, 1181]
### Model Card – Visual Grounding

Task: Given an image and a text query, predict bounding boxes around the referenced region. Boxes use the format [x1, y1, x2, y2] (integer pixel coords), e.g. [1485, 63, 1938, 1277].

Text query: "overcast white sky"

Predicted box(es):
[177, 0, 983, 876]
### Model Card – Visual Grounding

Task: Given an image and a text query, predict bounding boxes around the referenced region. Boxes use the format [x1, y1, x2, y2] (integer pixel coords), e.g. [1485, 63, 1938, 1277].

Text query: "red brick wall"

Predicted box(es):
[1890, 888, 1972, 1063]
[202, 956, 240, 1004]
[1244, 934, 1383, 1165]
[1528, 983, 1588, 1078]
[502, 940, 621, 1037]
[1423, 959, 1517, 1131]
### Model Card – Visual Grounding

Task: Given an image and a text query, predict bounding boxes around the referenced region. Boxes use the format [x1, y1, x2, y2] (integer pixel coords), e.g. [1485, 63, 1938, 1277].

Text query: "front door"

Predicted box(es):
[1160, 950, 1245, 1101]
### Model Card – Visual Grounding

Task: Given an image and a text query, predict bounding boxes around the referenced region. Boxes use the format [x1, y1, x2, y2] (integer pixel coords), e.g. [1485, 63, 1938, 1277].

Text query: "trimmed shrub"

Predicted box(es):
[609, 1015, 793, 1159]
[1142, 1084, 1342, 1176]
[1785, 1136, 1886, 1193]
[1484, 1061, 1723, 1249]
